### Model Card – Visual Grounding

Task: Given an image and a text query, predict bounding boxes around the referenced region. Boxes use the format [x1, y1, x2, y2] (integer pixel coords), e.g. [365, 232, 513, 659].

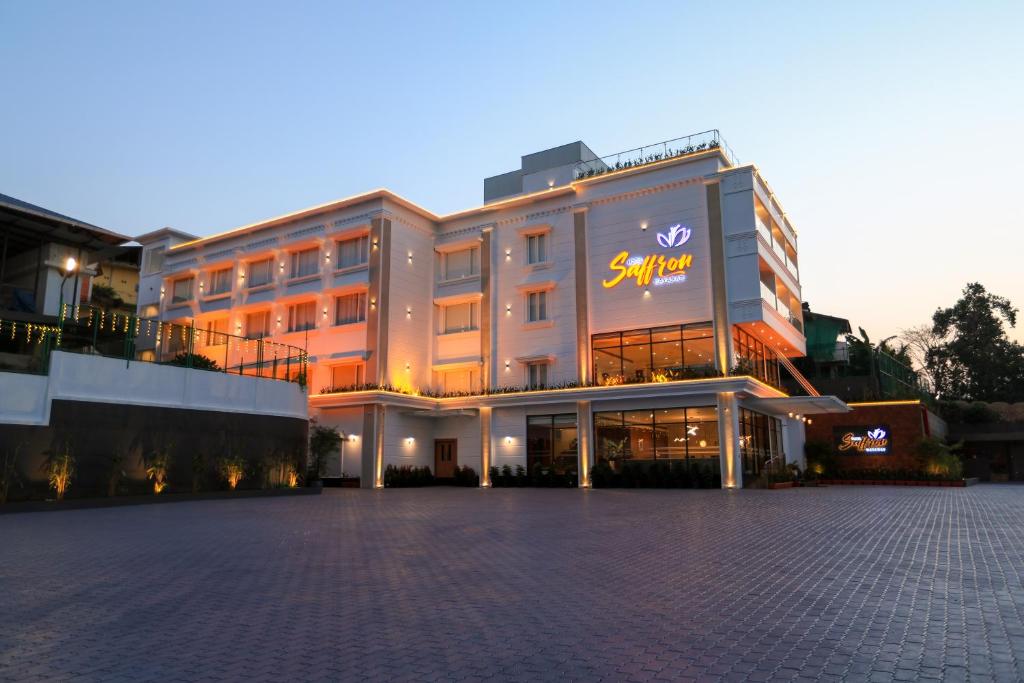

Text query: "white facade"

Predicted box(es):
[138, 137, 848, 488]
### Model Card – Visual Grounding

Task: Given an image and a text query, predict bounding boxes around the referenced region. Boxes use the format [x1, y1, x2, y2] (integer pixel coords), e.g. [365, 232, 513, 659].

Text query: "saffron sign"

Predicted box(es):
[602, 223, 695, 289]
[834, 426, 892, 455]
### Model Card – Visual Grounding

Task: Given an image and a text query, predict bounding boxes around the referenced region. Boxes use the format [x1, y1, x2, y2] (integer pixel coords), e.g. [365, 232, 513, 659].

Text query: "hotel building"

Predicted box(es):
[137, 131, 847, 489]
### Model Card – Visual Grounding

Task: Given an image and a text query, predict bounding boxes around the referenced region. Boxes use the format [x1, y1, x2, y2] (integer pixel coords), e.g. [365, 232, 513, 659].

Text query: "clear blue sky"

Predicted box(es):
[2, 1, 1022, 342]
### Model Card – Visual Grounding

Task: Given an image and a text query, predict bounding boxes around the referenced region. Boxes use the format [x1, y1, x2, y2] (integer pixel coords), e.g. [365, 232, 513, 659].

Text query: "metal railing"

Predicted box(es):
[573, 129, 737, 180]
[42, 304, 310, 383]
[0, 318, 58, 374]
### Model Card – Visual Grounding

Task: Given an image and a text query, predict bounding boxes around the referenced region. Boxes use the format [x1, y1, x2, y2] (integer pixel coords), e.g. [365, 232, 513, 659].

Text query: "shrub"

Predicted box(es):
[914, 437, 963, 480]
[145, 447, 172, 494]
[383, 464, 435, 487]
[308, 420, 341, 481]
[168, 352, 221, 371]
[452, 465, 479, 487]
[43, 445, 75, 501]
[219, 455, 246, 490]
[804, 439, 835, 478]
[590, 460, 720, 489]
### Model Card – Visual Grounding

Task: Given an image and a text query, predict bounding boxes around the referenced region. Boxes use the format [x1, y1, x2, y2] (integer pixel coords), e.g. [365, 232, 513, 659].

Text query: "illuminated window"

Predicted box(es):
[336, 235, 369, 269]
[247, 258, 274, 287]
[287, 301, 317, 332]
[335, 292, 367, 325]
[526, 233, 548, 264]
[592, 322, 714, 385]
[331, 363, 364, 389]
[208, 267, 232, 295]
[170, 277, 193, 304]
[205, 317, 229, 346]
[526, 291, 548, 322]
[526, 361, 548, 389]
[594, 406, 719, 469]
[441, 247, 479, 280]
[526, 414, 577, 474]
[144, 247, 165, 275]
[245, 310, 272, 339]
[739, 408, 784, 479]
[443, 368, 477, 393]
[441, 301, 479, 333]
[290, 247, 319, 279]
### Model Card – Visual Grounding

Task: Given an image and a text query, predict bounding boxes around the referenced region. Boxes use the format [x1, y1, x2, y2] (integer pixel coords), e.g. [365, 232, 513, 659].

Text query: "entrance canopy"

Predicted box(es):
[745, 395, 850, 416]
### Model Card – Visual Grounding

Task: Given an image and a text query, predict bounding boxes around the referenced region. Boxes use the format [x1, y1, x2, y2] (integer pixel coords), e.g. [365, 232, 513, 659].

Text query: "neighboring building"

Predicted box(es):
[0, 193, 133, 319]
[139, 130, 848, 488]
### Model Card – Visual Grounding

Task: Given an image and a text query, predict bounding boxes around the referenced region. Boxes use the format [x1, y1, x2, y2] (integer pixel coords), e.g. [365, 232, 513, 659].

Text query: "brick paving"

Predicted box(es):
[1, 485, 1023, 682]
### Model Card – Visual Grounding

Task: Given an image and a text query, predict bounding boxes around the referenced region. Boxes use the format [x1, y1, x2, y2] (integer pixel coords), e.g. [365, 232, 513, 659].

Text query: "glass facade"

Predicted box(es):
[739, 408, 784, 480]
[592, 322, 715, 386]
[594, 406, 719, 471]
[526, 414, 578, 474]
[732, 327, 782, 389]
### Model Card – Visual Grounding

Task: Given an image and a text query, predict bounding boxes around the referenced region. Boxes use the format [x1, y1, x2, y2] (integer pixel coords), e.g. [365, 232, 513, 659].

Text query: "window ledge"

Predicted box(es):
[201, 292, 232, 303]
[246, 283, 275, 293]
[286, 274, 321, 286]
[437, 274, 481, 286]
[333, 264, 369, 276]
[333, 320, 368, 329]
[437, 329, 480, 338]
[525, 261, 553, 271]
[522, 320, 554, 330]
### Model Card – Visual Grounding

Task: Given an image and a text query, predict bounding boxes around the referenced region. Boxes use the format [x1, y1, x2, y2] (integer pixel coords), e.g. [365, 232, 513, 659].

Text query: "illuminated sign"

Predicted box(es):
[834, 426, 891, 455]
[602, 223, 695, 289]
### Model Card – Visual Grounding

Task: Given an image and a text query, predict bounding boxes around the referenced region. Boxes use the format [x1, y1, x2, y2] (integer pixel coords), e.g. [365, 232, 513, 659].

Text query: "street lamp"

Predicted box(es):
[57, 256, 78, 327]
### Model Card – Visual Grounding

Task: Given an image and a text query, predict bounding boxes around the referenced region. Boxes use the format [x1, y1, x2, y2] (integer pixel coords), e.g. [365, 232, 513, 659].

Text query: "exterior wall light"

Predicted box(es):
[641, 222, 648, 231]
[405, 437, 414, 446]
[504, 360, 511, 372]
[408, 252, 413, 264]
[322, 307, 328, 319]
[406, 307, 412, 318]
[279, 261, 285, 273]
[643, 288, 651, 298]
[348, 434, 359, 442]
[369, 297, 377, 310]
[325, 252, 331, 263]
[505, 248, 512, 262]
[405, 362, 411, 372]
[505, 436, 513, 445]
[505, 304, 512, 315]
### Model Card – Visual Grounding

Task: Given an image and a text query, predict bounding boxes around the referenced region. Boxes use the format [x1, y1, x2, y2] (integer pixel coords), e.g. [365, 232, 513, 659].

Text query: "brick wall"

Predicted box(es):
[804, 403, 929, 471]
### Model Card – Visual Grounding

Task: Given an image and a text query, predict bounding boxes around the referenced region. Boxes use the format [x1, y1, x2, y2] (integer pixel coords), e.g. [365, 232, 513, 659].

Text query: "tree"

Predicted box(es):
[927, 282, 1024, 402]
[900, 324, 944, 391]
[308, 420, 342, 481]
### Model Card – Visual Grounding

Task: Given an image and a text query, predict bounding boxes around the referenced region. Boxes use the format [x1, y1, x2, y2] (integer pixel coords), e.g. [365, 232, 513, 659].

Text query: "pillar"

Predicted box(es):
[360, 404, 386, 489]
[717, 392, 742, 488]
[480, 406, 492, 487]
[576, 400, 593, 487]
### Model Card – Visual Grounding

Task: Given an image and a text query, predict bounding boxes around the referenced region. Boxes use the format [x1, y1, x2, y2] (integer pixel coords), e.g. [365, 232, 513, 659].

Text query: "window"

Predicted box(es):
[441, 301, 479, 333]
[336, 235, 369, 269]
[526, 291, 548, 322]
[526, 362, 548, 389]
[205, 317, 229, 346]
[335, 292, 367, 325]
[287, 301, 317, 332]
[592, 322, 714, 385]
[594, 406, 719, 471]
[526, 233, 548, 264]
[290, 247, 319, 279]
[443, 368, 477, 394]
[732, 327, 781, 389]
[526, 414, 577, 475]
[245, 310, 271, 339]
[441, 247, 479, 280]
[171, 277, 193, 304]
[247, 258, 274, 287]
[144, 247, 165, 275]
[739, 408, 784, 479]
[331, 363, 364, 389]
[208, 268, 232, 295]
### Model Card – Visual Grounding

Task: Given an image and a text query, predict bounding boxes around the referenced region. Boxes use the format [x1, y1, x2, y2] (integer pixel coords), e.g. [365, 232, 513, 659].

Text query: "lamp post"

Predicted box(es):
[57, 256, 78, 334]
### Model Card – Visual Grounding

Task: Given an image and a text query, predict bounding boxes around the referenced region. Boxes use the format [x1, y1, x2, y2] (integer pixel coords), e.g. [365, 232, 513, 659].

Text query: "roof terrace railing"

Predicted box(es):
[0, 305, 309, 385]
[573, 129, 737, 181]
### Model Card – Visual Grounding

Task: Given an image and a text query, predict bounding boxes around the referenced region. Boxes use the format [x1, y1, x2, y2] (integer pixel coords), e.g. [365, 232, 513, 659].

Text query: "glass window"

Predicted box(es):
[208, 268, 232, 295]
[527, 233, 548, 264]
[442, 301, 478, 333]
[442, 247, 479, 280]
[732, 327, 781, 388]
[336, 235, 369, 269]
[287, 301, 317, 332]
[595, 406, 719, 471]
[205, 317, 229, 346]
[593, 323, 714, 385]
[144, 247, 165, 275]
[290, 247, 319, 278]
[245, 310, 271, 339]
[739, 408, 783, 479]
[526, 362, 548, 389]
[171, 277, 193, 304]
[247, 258, 274, 287]
[621, 333, 651, 383]
[526, 414, 577, 474]
[331, 363, 364, 389]
[443, 368, 476, 393]
[526, 291, 548, 322]
[335, 292, 367, 325]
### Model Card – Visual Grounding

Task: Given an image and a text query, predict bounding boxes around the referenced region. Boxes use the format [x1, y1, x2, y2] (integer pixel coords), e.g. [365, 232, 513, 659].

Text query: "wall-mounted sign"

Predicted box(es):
[602, 223, 695, 289]
[834, 425, 891, 455]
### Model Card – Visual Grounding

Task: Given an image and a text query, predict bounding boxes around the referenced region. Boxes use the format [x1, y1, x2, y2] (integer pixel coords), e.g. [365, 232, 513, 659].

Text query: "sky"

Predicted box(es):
[2, 1, 1022, 342]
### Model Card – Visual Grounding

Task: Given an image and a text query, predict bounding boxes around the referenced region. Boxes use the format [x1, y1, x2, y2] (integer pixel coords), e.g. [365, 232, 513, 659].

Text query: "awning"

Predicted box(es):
[745, 395, 850, 416]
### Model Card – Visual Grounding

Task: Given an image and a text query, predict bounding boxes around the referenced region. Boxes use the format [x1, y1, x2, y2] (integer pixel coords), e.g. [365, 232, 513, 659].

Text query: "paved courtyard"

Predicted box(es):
[1, 486, 1023, 682]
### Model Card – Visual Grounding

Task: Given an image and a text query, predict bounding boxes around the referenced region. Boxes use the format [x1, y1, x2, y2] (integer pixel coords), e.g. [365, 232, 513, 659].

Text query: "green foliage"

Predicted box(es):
[489, 462, 570, 487]
[308, 420, 341, 480]
[218, 454, 246, 489]
[168, 352, 221, 371]
[452, 465, 479, 487]
[383, 464, 434, 487]
[145, 445, 172, 494]
[913, 437, 963, 480]
[804, 439, 836, 478]
[928, 282, 1024, 402]
[0, 443, 23, 504]
[43, 444, 75, 501]
[591, 460, 721, 489]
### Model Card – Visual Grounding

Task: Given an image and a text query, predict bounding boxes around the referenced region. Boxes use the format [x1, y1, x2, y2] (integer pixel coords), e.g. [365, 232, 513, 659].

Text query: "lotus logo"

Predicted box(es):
[867, 428, 887, 440]
[656, 224, 691, 249]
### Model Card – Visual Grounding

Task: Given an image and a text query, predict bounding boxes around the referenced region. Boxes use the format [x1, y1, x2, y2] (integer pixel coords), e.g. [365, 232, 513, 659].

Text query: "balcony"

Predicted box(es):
[759, 282, 803, 334]
[573, 129, 738, 180]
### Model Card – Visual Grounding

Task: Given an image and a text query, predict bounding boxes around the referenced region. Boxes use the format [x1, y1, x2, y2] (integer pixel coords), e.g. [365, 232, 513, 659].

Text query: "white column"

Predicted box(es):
[577, 400, 593, 488]
[717, 392, 743, 489]
[480, 406, 492, 487]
